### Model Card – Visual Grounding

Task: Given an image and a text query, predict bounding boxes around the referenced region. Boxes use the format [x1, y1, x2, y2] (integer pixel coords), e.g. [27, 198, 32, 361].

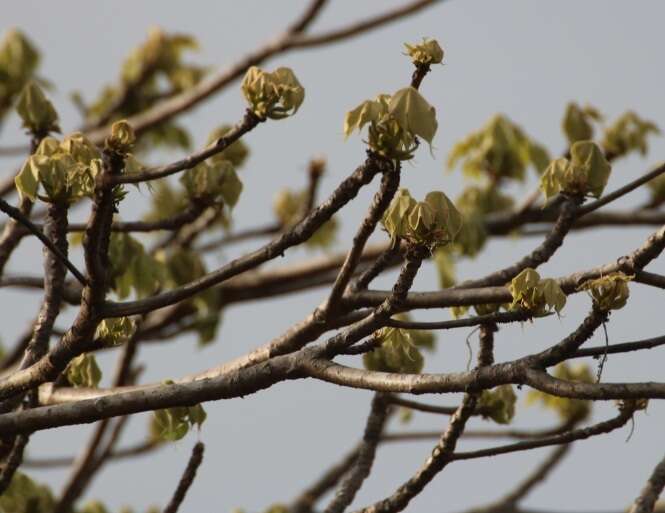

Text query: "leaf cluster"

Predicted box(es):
[447, 114, 549, 182]
[241, 66, 304, 120]
[579, 272, 632, 311]
[527, 363, 593, 422]
[15, 132, 102, 203]
[151, 402, 207, 442]
[477, 385, 517, 424]
[540, 141, 611, 200]
[508, 268, 566, 314]
[273, 188, 338, 250]
[88, 28, 207, 151]
[382, 188, 462, 247]
[65, 353, 102, 388]
[403, 38, 444, 66]
[344, 87, 437, 160]
[0, 29, 40, 123]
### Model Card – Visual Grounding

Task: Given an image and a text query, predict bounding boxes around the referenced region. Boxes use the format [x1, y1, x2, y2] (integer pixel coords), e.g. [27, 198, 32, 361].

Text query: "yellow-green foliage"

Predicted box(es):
[527, 363, 594, 422]
[363, 327, 424, 374]
[382, 188, 462, 246]
[273, 188, 338, 250]
[540, 141, 611, 200]
[344, 87, 437, 160]
[508, 268, 566, 314]
[88, 28, 207, 151]
[241, 66, 304, 120]
[65, 353, 102, 388]
[95, 317, 136, 347]
[478, 385, 517, 424]
[151, 401, 207, 442]
[579, 272, 632, 311]
[602, 111, 660, 159]
[0, 472, 54, 513]
[404, 38, 444, 66]
[447, 114, 549, 182]
[0, 29, 40, 123]
[562, 102, 603, 145]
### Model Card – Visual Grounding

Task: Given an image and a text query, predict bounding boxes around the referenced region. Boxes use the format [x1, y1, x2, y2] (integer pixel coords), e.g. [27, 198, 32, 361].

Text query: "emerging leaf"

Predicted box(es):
[151, 402, 207, 442]
[579, 272, 632, 311]
[478, 385, 517, 424]
[526, 363, 593, 421]
[388, 87, 438, 145]
[562, 102, 602, 145]
[447, 114, 549, 182]
[602, 111, 660, 159]
[241, 66, 304, 119]
[508, 268, 566, 314]
[95, 317, 136, 346]
[66, 353, 102, 388]
[106, 119, 136, 154]
[206, 124, 250, 168]
[433, 246, 456, 288]
[404, 38, 444, 65]
[0, 472, 55, 513]
[382, 188, 462, 246]
[363, 327, 424, 374]
[539, 141, 611, 200]
[181, 160, 243, 208]
[16, 81, 59, 134]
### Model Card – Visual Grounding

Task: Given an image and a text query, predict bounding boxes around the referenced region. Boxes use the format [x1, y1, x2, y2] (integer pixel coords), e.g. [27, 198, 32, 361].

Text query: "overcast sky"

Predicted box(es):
[2, 1, 665, 512]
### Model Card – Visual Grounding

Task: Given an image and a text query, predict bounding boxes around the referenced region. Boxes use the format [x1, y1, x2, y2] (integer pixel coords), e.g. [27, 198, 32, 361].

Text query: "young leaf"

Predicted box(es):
[16, 80, 59, 134]
[579, 272, 632, 311]
[388, 87, 437, 145]
[404, 38, 444, 65]
[66, 353, 102, 388]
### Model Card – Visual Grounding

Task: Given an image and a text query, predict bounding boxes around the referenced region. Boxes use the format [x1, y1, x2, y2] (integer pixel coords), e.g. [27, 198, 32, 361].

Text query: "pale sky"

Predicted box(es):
[2, 1, 665, 512]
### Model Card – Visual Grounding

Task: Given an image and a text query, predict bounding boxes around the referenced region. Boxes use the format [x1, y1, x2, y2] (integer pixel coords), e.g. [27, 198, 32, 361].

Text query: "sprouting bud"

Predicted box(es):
[404, 38, 444, 66]
[241, 66, 304, 120]
[106, 120, 136, 154]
